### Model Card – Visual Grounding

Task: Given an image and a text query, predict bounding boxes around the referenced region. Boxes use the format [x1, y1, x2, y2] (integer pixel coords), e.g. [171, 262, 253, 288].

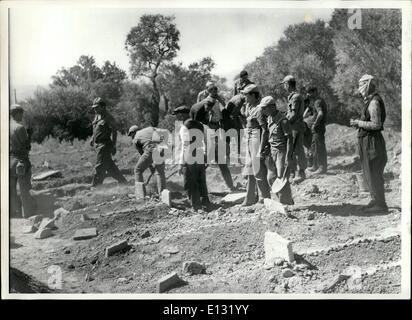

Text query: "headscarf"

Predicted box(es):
[358, 74, 377, 99]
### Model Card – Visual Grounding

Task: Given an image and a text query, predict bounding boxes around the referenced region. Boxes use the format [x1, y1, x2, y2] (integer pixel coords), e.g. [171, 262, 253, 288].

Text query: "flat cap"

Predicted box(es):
[172, 105, 190, 114]
[240, 70, 248, 77]
[359, 74, 375, 83]
[241, 84, 259, 94]
[206, 81, 215, 89]
[257, 96, 276, 108]
[281, 75, 295, 84]
[10, 104, 24, 113]
[92, 97, 106, 108]
[127, 125, 140, 136]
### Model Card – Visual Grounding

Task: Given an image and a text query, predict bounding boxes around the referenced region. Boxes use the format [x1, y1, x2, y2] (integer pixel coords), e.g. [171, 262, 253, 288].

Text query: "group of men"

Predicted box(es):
[9, 71, 389, 217]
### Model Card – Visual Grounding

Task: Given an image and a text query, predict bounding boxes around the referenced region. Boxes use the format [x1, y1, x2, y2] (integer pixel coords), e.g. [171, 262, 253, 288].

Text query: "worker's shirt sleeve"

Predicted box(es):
[257, 108, 268, 131]
[179, 125, 190, 164]
[358, 100, 382, 131]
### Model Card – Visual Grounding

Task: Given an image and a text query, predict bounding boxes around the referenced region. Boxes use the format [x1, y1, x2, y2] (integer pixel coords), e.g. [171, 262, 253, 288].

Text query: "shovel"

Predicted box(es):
[271, 165, 290, 194]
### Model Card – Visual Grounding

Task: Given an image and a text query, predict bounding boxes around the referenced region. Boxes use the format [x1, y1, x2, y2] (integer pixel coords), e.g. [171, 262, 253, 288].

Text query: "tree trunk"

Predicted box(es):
[150, 76, 160, 127]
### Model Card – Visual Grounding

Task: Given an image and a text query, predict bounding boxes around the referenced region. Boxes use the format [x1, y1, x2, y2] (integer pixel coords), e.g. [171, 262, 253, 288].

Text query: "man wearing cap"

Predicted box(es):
[350, 75, 388, 213]
[234, 70, 254, 96]
[128, 124, 167, 195]
[178, 104, 211, 212]
[281, 75, 307, 180]
[9, 104, 37, 217]
[90, 97, 127, 186]
[241, 84, 271, 206]
[306, 86, 328, 174]
[260, 96, 294, 205]
[190, 97, 235, 191]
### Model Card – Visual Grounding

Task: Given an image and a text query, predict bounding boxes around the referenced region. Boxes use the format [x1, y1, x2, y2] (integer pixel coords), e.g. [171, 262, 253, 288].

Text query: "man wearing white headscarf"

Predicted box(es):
[350, 74, 388, 213]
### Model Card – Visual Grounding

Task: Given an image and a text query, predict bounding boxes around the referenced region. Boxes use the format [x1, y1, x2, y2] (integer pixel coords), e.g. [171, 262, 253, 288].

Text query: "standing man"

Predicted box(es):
[233, 70, 254, 96]
[281, 75, 307, 180]
[306, 86, 328, 174]
[9, 104, 36, 217]
[223, 94, 247, 163]
[241, 84, 271, 206]
[191, 97, 235, 191]
[350, 75, 388, 213]
[179, 104, 211, 212]
[128, 124, 166, 195]
[90, 97, 127, 187]
[260, 96, 294, 205]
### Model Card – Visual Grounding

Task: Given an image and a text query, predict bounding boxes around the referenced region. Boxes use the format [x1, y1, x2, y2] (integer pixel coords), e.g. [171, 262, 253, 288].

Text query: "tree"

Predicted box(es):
[245, 20, 338, 117]
[51, 55, 126, 107]
[331, 9, 401, 128]
[125, 14, 180, 126]
[158, 57, 215, 111]
[24, 55, 127, 142]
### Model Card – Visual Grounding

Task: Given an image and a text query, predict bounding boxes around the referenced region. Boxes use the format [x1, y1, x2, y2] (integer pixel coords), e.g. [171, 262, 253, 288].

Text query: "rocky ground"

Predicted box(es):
[9, 124, 403, 295]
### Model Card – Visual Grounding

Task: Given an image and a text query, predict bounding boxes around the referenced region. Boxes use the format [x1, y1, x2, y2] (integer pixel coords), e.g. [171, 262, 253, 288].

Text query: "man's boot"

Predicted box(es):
[297, 169, 306, 180]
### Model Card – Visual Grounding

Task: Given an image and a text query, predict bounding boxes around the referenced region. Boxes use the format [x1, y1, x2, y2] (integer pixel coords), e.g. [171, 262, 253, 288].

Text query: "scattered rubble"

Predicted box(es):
[282, 269, 295, 278]
[183, 261, 206, 275]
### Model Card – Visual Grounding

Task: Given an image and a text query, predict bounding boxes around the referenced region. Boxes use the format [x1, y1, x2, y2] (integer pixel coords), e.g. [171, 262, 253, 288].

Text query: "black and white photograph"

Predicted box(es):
[1, 0, 410, 299]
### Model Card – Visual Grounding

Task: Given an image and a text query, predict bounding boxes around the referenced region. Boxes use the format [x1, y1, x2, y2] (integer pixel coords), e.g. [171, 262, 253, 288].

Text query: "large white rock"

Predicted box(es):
[35, 228, 53, 239]
[33, 170, 62, 181]
[38, 218, 56, 231]
[264, 198, 287, 215]
[220, 192, 246, 204]
[160, 189, 171, 206]
[264, 231, 295, 265]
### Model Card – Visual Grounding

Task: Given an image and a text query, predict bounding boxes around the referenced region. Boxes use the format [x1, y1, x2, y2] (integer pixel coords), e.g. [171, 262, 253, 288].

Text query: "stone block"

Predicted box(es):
[105, 240, 129, 257]
[160, 189, 171, 206]
[73, 228, 98, 240]
[264, 231, 294, 265]
[135, 182, 146, 200]
[157, 272, 184, 293]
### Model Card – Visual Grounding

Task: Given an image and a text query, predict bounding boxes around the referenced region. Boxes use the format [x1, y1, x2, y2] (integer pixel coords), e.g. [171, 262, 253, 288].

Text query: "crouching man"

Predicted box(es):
[128, 124, 166, 195]
[260, 96, 294, 205]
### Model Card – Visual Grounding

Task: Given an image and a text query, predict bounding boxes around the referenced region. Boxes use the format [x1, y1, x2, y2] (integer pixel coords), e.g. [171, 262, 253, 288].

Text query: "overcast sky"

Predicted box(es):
[9, 6, 334, 92]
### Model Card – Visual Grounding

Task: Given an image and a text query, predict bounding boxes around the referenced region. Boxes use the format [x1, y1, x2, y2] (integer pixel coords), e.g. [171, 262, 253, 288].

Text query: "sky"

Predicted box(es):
[9, 6, 334, 97]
